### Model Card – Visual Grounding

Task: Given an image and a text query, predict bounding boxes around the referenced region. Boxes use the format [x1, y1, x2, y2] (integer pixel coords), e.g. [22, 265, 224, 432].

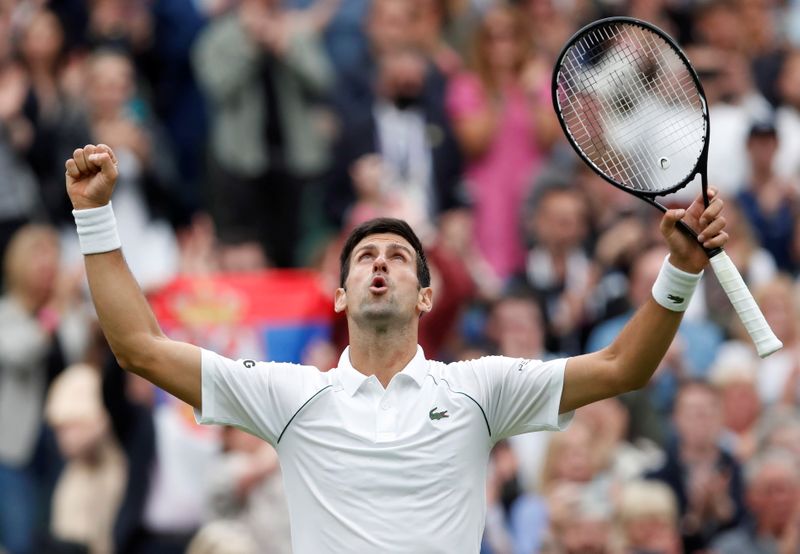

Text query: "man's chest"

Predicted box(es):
[276, 382, 491, 490]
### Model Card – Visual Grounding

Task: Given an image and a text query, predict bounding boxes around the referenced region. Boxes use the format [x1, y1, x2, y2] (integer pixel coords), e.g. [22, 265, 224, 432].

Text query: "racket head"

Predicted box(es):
[552, 17, 710, 199]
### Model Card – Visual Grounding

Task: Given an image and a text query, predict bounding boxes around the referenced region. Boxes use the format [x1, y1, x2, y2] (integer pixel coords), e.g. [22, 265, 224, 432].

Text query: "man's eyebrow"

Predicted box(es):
[388, 243, 414, 256]
[353, 244, 377, 255]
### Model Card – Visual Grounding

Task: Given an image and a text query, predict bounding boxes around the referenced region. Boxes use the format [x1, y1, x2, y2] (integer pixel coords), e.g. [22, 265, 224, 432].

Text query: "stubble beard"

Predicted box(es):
[353, 292, 411, 334]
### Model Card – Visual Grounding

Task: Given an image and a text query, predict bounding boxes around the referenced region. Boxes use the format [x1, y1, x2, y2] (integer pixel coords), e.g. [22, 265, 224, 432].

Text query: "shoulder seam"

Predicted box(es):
[276, 385, 333, 444]
[428, 374, 491, 438]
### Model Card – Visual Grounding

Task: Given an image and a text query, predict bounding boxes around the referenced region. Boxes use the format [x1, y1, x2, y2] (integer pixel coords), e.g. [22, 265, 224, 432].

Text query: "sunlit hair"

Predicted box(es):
[339, 218, 430, 289]
[3, 224, 59, 293]
[468, 3, 532, 96]
[617, 480, 678, 525]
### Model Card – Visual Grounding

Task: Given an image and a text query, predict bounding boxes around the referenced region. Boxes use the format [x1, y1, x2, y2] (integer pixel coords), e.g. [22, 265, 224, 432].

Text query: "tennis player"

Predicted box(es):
[66, 143, 728, 553]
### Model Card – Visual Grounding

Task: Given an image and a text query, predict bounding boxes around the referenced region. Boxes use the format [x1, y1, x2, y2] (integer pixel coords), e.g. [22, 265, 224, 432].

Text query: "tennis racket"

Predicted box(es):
[552, 16, 782, 358]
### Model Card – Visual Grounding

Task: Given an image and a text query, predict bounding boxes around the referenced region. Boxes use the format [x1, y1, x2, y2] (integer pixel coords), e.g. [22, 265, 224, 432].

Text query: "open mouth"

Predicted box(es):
[369, 275, 388, 294]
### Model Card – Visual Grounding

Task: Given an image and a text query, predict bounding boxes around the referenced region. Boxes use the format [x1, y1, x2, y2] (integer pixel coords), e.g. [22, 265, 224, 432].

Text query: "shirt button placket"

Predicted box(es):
[376, 393, 396, 442]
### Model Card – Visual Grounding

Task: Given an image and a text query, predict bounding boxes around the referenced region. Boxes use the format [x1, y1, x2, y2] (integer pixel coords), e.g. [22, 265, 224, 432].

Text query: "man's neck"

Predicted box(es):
[347, 323, 420, 388]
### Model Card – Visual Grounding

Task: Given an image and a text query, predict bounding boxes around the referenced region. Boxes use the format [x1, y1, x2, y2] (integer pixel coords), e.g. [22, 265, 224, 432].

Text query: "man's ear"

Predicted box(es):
[334, 287, 347, 313]
[417, 286, 433, 315]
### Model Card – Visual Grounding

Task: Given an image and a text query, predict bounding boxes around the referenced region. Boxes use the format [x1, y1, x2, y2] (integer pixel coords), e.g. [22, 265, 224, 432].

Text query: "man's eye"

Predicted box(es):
[393, 254, 406, 261]
[359, 253, 373, 261]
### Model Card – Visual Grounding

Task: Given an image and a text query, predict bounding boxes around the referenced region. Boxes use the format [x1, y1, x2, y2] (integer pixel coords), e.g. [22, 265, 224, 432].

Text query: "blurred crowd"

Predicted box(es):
[4, 0, 800, 553]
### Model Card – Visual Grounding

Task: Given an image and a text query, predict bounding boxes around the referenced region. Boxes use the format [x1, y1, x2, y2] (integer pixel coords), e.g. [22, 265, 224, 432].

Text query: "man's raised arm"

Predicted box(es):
[559, 190, 729, 414]
[66, 144, 202, 408]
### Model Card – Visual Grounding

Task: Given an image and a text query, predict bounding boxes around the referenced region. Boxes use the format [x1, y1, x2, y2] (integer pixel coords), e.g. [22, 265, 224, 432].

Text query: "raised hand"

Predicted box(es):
[65, 144, 119, 210]
[660, 188, 728, 273]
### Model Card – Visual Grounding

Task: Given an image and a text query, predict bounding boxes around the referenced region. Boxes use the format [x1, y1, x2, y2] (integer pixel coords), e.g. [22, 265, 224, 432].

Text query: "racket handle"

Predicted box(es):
[709, 251, 782, 358]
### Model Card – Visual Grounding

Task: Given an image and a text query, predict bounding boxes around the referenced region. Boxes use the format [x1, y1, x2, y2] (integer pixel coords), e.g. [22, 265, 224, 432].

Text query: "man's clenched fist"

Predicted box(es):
[65, 144, 119, 210]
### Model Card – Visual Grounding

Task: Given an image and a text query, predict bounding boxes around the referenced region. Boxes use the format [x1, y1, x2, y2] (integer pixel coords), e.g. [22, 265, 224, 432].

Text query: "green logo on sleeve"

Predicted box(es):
[429, 407, 449, 420]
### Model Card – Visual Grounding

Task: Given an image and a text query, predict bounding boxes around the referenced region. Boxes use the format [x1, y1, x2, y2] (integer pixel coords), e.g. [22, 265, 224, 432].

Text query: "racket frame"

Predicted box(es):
[552, 16, 719, 254]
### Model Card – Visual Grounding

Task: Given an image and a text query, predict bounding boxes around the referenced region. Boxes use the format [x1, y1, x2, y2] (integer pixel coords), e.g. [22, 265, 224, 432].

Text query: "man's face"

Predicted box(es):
[674, 386, 722, 450]
[335, 233, 432, 328]
[748, 463, 800, 533]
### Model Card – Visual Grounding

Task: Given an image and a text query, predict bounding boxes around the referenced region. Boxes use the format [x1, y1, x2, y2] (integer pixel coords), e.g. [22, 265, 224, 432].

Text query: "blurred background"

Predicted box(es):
[2, 0, 800, 553]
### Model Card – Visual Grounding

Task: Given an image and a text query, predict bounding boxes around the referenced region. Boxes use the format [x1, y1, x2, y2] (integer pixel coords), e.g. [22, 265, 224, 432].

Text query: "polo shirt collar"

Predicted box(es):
[336, 345, 429, 396]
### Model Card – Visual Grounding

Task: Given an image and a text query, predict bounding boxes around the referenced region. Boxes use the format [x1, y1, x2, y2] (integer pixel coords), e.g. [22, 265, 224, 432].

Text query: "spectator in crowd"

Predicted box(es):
[142, 0, 209, 223]
[193, 0, 333, 268]
[541, 481, 615, 554]
[648, 380, 745, 552]
[712, 448, 800, 554]
[484, 421, 618, 553]
[0, 12, 44, 267]
[616, 480, 682, 554]
[17, 8, 88, 228]
[708, 350, 763, 464]
[100, 352, 157, 554]
[0, 224, 67, 554]
[575, 398, 664, 483]
[750, 276, 800, 406]
[332, 0, 421, 119]
[101, 355, 218, 554]
[413, 0, 467, 79]
[483, 440, 522, 554]
[737, 0, 787, 107]
[72, 48, 180, 290]
[45, 363, 126, 554]
[774, 49, 800, 181]
[203, 426, 291, 554]
[516, 183, 594, 355]
[446, 3, 559, 281]
[84, 0, 153, 60]
[686, 44, 772, 198]
[517, 0, 577, 63]
[758, 412, 800, 465]
[326, 45, 464, 234]
[737, 119, 799, 273]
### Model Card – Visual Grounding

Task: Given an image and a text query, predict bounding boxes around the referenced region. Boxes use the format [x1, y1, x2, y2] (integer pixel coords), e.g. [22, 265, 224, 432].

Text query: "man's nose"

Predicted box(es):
[373, 255, 388, 272]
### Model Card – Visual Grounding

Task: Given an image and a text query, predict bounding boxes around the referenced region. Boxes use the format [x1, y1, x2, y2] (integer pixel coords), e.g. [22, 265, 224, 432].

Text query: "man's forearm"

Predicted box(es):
[84, 250, 165, 371]
[606, 298, 684, 391]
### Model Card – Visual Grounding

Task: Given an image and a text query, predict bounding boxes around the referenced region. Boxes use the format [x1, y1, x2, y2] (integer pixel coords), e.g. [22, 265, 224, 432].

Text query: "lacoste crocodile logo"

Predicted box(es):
[667, 294, 685, 304]
[429, 407, 449, 420]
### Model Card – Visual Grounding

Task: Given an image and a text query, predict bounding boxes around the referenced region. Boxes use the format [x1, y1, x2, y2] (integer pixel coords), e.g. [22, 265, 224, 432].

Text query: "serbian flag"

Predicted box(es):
[149, 270, 334, 363]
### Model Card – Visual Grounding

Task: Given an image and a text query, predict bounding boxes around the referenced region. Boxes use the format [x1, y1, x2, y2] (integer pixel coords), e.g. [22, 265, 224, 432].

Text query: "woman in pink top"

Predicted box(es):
[446, 4, 558, 280]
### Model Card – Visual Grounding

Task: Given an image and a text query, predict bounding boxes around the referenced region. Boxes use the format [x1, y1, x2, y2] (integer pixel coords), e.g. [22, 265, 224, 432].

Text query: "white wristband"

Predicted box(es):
[651, 255, 703, 312]
[72, 202, 122, 255]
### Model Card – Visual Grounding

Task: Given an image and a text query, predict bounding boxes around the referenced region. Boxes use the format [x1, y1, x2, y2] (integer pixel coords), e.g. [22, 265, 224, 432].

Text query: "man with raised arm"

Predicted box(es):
[66, 143, 728, 553]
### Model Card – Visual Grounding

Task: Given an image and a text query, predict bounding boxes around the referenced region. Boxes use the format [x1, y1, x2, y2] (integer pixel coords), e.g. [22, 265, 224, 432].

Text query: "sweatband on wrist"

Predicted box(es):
[72, 202, 121, 255]
[651, 255, 703, 312]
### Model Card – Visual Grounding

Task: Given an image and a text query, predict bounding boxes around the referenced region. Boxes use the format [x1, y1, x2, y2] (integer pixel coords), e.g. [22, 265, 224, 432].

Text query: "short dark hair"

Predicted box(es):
[339, 218, 430, 288]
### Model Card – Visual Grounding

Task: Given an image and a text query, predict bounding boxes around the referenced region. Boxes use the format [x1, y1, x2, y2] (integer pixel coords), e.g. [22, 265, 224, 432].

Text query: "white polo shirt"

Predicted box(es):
[196, 346, 573, 553]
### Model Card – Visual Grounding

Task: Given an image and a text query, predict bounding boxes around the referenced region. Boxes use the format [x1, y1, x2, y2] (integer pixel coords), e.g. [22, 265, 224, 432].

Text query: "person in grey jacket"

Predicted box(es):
[192, 0, 333, 268]
[0, 225, 65, 554]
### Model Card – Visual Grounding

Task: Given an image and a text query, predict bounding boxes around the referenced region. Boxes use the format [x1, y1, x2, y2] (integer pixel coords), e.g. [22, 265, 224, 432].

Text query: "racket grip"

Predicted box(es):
[709, 251, 782, 358]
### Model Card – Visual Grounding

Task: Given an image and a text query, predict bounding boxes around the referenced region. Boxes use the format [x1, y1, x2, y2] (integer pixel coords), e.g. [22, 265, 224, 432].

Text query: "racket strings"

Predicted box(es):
[561, 43, 666, 192]
[571, 26, 697, 188]
[556, 22, 706, 193]
[565, 26, 702, 191]
[560, 38, 668, 190]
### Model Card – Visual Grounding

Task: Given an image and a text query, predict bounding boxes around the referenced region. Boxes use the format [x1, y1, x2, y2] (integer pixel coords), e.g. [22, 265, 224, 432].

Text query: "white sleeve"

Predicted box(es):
[195, 349, 325, 445]
[458, 356, 574, 441]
